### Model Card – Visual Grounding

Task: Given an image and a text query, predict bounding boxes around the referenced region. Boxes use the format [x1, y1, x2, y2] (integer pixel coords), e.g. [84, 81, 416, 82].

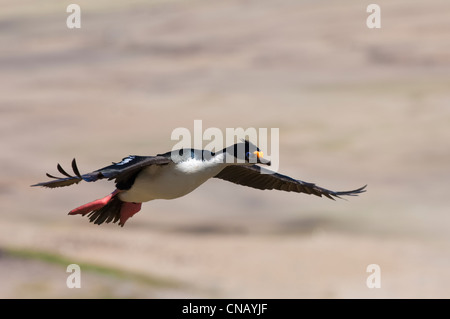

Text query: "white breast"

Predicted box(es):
[118, 155, 227, 203]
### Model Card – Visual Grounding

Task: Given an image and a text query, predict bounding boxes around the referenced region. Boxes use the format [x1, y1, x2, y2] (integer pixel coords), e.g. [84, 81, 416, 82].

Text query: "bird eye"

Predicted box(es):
[245, 152, 251, 159]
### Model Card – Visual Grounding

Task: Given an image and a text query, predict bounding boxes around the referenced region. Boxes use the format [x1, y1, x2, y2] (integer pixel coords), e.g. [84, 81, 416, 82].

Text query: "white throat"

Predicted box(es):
[176, 152, 227, 174]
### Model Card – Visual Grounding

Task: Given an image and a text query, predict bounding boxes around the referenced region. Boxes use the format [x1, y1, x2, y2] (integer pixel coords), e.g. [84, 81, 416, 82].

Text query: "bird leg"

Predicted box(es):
[68, 189, 142, 226]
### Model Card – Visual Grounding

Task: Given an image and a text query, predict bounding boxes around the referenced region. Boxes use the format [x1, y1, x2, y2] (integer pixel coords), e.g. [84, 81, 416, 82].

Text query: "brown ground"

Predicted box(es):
[1, 0, 450, 298]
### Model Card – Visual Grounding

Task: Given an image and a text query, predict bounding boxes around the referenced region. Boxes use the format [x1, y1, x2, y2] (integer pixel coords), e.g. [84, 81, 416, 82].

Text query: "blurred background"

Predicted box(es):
[1, 0, 450, 298]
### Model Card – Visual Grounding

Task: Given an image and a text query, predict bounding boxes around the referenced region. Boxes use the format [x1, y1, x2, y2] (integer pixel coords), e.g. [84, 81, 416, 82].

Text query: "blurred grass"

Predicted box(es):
[3, 246, 181, 288]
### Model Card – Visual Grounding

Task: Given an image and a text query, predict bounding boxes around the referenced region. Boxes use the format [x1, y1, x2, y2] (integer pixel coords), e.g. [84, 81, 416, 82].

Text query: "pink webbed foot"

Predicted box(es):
[69, 189, 120, 216]
[68, 189, 143, 226]
[119, 202, 142, 227]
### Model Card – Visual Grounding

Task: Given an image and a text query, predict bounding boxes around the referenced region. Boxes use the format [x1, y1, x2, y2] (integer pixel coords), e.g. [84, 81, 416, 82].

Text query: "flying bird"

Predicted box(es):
[32, 141, 366, 226]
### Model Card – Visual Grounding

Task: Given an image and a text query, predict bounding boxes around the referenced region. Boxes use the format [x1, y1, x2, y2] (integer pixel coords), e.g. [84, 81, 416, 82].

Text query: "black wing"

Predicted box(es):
[214, 165, 366, 199]
[31, 155, 172, 190]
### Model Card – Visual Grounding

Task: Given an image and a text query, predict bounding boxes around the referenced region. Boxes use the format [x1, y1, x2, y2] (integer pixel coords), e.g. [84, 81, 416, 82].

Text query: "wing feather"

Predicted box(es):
[214, 165, 366, 199]
[57, 163, 73, 178]
[71, 158, 82, 178]
[31, 155, 172, 190]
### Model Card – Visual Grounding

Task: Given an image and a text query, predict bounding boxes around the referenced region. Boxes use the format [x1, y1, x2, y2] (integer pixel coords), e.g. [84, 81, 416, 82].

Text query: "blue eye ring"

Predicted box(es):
[245, 152, 251, 158]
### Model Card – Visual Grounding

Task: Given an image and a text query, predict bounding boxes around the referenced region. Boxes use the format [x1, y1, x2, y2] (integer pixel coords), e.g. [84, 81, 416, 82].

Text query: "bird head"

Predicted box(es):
[223, 140, 271, 166]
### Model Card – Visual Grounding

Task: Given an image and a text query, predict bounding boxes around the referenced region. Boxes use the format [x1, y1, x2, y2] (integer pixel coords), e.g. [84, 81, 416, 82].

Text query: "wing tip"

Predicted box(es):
[31, 159, 84, 188]
[333, 184, 367, 198]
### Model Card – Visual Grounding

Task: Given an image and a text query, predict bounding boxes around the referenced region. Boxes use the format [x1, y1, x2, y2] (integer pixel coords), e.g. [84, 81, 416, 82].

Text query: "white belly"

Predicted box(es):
[118, 160, 226, 203]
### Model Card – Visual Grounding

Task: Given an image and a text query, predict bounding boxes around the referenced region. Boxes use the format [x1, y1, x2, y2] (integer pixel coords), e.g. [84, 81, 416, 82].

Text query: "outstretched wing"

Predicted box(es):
[214, 165, 366, 199]
[31, 155, 172, 190]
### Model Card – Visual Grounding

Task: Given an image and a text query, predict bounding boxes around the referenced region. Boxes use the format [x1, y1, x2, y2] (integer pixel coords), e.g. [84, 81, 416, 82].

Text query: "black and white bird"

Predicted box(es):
[32, 140, 366, 226]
